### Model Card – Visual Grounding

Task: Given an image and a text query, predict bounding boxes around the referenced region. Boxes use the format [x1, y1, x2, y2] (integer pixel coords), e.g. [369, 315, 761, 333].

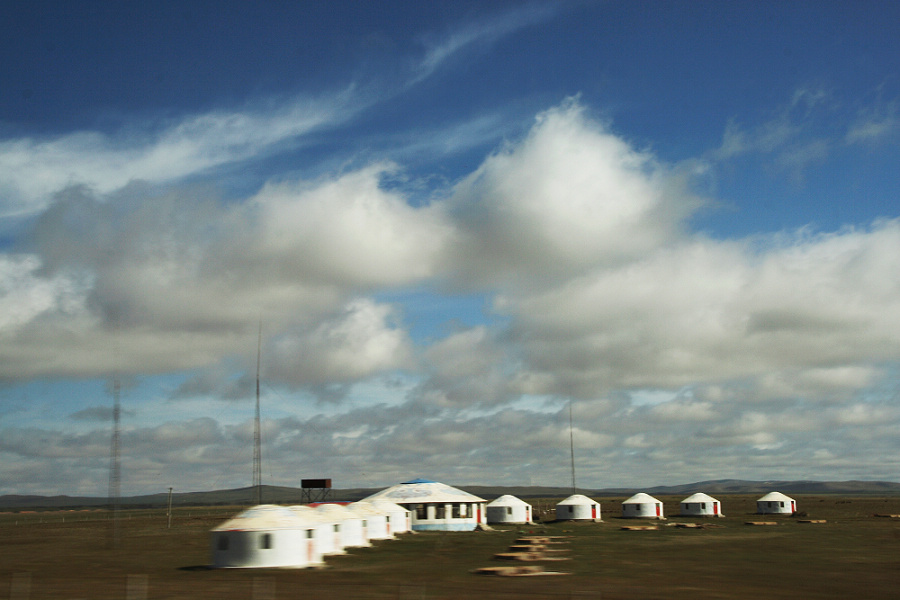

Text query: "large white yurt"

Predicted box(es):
[679, 493, 723, 517]
[289, 505, 345, 556]
[363, 478, 487, 531]
[368, 499, 412, 534]
[555, 494, 601, 521]
[210, 504, 322, 569]
[757, 491, 796, 514]
[486, 495, 533, 525]
[315, 503, 371, 547]
[622, 493, 665, 519]
[348, 501, 393, 540]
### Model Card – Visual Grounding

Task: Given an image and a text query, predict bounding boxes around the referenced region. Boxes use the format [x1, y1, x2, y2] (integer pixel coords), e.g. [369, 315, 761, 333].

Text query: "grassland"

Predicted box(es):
[1, 495, 899, 599]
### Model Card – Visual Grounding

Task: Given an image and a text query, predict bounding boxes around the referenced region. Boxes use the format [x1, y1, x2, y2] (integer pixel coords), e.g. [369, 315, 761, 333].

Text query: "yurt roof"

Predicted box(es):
[289, 505, 338, 523]
[556, 494, 596, 506]
[348, 501, 389, 516]
[487, 494, 530, 507]
[212, 504, 310, 532]
[363, 479, 486, 504]
[315, 503, 360, 519]
[623, 492, 660, 504]
[682, 492, 718, 503]
[368, 499, 410, 513]
[758, 491, 794, 502]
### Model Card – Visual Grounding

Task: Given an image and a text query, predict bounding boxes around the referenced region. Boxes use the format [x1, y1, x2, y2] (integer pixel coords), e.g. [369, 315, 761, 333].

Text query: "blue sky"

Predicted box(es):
[1, 1, 899, 496]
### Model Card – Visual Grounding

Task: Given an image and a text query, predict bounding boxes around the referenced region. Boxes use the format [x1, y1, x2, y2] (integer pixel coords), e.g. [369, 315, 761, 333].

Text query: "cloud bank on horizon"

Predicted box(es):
[1, 1, 899, 496]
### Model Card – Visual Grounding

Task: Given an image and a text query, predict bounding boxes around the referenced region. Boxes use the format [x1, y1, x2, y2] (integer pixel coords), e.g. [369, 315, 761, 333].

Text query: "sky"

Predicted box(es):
[1, 0, 899, 497]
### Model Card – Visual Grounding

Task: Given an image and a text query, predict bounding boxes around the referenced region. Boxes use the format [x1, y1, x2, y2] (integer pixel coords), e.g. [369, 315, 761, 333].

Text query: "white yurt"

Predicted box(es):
[679, 492, 724, 517]
[363, 478, 487, 531]
[210, 504, 323, 569]
[555, 494, 601, 521]
[289, 505, 345, 556]
[622, 493, 665, 519]
[757, 491, 796, 514]
[486, 495, 533, 524]
[348, 501, 393, 540]
[315, 503, 371, 547]
[368, 499, 412, 534]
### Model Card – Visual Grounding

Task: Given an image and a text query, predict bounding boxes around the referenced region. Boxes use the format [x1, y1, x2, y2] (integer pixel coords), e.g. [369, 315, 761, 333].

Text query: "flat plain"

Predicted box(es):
[1, 494, 899, 599]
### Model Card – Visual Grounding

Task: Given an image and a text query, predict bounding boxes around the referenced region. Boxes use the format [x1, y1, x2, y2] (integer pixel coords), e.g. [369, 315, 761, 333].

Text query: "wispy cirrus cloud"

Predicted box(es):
[0, 89, 360, 219]
[411, 3, 557, 85]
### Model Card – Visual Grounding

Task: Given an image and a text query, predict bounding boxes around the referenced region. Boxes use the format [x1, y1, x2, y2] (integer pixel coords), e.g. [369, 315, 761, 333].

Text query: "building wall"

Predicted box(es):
[680, 501, 721, 516]
[402, 501, 484, 531]
[622, 502, 664, 519]
[486, 503, 530, 524]
[211, 529, 318, 568]
[555, 502, 600, 520]
[757, 499, 795, 514]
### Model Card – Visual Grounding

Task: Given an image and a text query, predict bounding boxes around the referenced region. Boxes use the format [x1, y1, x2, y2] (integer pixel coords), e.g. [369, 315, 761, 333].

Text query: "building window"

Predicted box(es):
[780, 501, 784, 507]
[260, 533, 272, 549]
[217, 535, 229, 551]
[700, 503, 705, 509]
[306, 529, 314, 539]
[416, 505, 427, 520]
[334, 524, 340, 533]
[452, 504, 461, 518]
[435, 505, 446, 519]
[507, 507, 512, 515]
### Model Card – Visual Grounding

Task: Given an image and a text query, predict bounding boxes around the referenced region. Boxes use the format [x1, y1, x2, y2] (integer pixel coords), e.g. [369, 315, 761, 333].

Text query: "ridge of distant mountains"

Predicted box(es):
[3, 479, 900, 510]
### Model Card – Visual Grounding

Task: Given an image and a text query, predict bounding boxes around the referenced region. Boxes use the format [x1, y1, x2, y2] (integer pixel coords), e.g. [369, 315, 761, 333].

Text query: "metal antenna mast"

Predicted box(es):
[569, 400, 577, 495]
[252, 321, 262, 505]
[108, 378, 121, 547]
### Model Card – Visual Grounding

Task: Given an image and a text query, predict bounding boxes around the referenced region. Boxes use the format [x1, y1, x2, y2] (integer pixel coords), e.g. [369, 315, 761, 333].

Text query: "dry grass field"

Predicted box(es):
[2, 494, 899, 599]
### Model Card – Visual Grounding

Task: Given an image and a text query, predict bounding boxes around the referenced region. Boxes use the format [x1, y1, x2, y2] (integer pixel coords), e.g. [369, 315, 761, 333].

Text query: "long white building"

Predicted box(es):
[363, 478, 487, 531]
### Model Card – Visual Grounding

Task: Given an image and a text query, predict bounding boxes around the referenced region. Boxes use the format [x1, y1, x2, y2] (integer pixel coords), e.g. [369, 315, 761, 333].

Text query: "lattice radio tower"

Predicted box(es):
[108, 377, 121, 547]
[252, 322, 262, 505]
[569, 400, 577, 495]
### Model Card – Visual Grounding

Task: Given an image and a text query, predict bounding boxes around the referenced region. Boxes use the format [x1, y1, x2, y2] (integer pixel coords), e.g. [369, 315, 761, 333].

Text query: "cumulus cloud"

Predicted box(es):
[0, 165, 449, 380]
[445, 100, 700, 287]
[5, 96, 900, 494]
[267, 298, 415, 388]
[497, 220, 900, 398]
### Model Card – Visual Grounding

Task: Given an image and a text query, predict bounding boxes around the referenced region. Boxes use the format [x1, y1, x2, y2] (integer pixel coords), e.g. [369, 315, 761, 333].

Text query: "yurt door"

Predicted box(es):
[656, 503, 661, 517]
[713, 502, 719, 515]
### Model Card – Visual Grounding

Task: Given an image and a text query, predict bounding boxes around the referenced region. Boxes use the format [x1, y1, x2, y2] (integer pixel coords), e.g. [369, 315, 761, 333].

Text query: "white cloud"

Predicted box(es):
[0, 92, 357, 218]
[412, 4, 556, 84]
[249, 165, 451, 287]
[498, 218, 900, 397]
[445, 100, 699, 288]
[267, 298, 414, 387]
[4, 97, 900, 494]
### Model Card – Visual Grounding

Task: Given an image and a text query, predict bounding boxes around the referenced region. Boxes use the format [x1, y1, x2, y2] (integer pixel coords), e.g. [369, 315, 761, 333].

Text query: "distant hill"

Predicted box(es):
[3, 480, 899, 510]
